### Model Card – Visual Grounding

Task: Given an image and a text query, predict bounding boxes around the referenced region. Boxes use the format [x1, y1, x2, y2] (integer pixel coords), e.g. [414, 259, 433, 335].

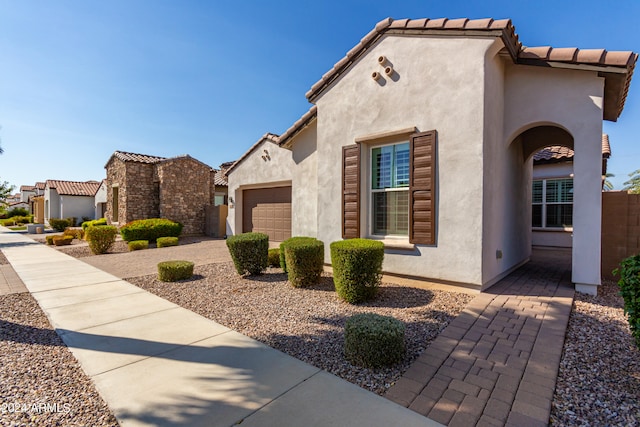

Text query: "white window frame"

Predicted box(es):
[532, 177, 573, 231]
[368, 141, 410, 239]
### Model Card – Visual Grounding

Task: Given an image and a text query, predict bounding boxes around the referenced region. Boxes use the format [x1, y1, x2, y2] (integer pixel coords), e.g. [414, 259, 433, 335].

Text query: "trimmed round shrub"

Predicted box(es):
[330, 238, 384, 303]
[284, 237, 324, 288]
[158, 260, 194, 282]
[267, 248, 280, 268]
[128, 240, 149, 251]
[45, 235, 56, 245]
[226, 232, 269, 275]
[63, 227, 84, 240]
[119, 218, 183, 242]
[82, 218, 107, 230]
[85, 225, 118, 254]
[344, 313, 405, 368]
[48, 218, 70, 232]
[52, 235, 73, 246]
[157, 236, 179, 248]
[614, 255, 640, 349]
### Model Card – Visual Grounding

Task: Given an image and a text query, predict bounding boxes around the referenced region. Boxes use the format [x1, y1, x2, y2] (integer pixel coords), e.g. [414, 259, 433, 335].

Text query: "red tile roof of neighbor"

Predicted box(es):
[35, 182, 45, 190]
[533, 134, 611, 163]
[19, 185, 36, 192]
[305, 17, 636, 121]
[45, 180, 102, 197]
[112, 151, 167, 164]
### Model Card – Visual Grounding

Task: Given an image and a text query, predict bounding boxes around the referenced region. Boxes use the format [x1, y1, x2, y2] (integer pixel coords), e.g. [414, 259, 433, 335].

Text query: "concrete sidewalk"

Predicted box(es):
[0, 228, 439, 427]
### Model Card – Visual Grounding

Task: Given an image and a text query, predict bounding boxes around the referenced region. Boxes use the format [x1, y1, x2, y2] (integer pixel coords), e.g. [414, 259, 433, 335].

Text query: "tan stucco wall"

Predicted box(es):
[314, 35, 496, 285]
[504, 64, 605, 292]
[226, 138, 294, 236]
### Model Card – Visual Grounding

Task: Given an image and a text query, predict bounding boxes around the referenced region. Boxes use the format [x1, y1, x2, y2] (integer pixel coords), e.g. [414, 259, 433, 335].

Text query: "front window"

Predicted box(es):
[532, 178, 573, 228]
[371, 142, 409, 236]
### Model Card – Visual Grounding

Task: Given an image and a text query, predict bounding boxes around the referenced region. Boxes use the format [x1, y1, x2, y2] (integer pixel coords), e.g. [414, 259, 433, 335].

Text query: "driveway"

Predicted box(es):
[80, 238, 232, 278]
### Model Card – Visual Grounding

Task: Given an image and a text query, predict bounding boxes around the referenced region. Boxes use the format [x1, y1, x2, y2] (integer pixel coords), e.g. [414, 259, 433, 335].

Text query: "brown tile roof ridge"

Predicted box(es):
[112, 150, 167, 164]
[225, 133, 281, 176]
[156, 154, 213, 170]
[35, 182, 45, 190]
[213, 170, 228, 186]
[278, 105, 318, 148]
[533, 134, 611, 163]
[19, 185, 36, 192]
[304, 17, 636, 121]
[45, 179, 102, 197]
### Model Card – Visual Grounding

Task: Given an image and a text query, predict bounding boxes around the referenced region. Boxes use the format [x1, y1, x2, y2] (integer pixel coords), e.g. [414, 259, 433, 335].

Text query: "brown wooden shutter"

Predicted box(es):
[342, 144, 361, 239]
[409, 130, 436, 244]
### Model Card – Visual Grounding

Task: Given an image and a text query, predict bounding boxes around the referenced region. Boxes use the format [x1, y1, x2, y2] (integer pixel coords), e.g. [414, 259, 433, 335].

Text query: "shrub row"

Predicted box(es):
[128, 240, 149, 251]
[48, 218, 71, 232]
[0, 215, 33, 226]
[158, 260, 194, 282]
[120, 218, 183, 242]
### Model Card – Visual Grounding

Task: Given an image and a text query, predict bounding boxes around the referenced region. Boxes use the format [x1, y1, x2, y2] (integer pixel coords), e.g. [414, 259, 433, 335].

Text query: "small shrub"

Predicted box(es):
[85, 225, 118, 254]
[6, 207, 29, 217]
[52, 235, 73, 246]
[66, 217, 77, 227]
[82, 218, 107, 230]
[226, 232, 269, 275]
[344, 313, 405, 368]
[48, 218, 70, 232]
[119, 218, 183, 242]
[614, 255, 640, 349]
[279, 242, 287, 272]
[284, 237, 324, 288]
[2, 216, 32, 226]
[45, 235, 56, 245]
[330, 238, 384, 303]
[157, 236, 179, 248]
[158, 260, 194, 282]
[267, 248, 280, 268]
[63, 227, 84, 240]
[128, 240, 149, 251]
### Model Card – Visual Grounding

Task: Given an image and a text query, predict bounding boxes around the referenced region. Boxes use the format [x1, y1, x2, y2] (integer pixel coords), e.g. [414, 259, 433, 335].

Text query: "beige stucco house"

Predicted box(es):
[44, 180, 102, 224]
[226, 17, 636, 295]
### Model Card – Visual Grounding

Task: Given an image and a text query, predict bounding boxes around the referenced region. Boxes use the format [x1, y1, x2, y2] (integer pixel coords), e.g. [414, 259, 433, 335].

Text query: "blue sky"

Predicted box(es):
[1, 0, 639, 191]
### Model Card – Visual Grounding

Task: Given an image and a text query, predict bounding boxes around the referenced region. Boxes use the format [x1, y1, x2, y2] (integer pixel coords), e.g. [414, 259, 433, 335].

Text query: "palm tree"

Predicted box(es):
[603, 173, 615, 191]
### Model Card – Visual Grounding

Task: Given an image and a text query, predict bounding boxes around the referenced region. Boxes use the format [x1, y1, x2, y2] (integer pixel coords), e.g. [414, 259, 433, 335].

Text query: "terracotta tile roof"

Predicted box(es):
[278, 106, 318, 149]
[35, 182, 45, 190]
[45, 180, 102, 197]
[112, 151, 166, 164]
[533, 134, 611, 163]
[19, 185, 36, 192]
[213, 170, 228, 186]
[225, 133, 279, 176]
[305, 17, 636, 121]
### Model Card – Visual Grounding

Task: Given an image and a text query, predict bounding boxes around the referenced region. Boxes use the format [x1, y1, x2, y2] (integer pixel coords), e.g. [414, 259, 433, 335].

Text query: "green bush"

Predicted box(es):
[128, 240, 149, 251]
[119, 218, 183, 242]
[157, 236, 179, 248]
[52, 235, 73, 246]
[85, 225, 118, 254]
[226, 232, 269, 275]
[82, 218, 107, 230]
[48, 218, 70, 232]
[279, 242, 287, 272]
[66, 217, 77, 227]
[1, 215, 33, 226]
[330, 238, 384, 303]
[267, 248, 280, 268]
[279, 236, 320, 273]
[614, 255, 640, 349]
[344, 313, 405, 368]
[63, 227, 84, 240]
[283, 237, 324, 288]
[158, 260, 194, 282]
[6, 207, 29, 217]
[45, 235, 56, 245]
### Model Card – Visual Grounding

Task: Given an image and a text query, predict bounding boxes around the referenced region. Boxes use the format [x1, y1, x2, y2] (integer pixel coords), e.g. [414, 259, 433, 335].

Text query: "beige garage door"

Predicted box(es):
[243, 186, 292, 242]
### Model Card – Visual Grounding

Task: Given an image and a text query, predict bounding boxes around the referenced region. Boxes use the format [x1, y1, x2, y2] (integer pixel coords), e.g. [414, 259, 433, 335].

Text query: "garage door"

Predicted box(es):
[243, 186, 292, 242]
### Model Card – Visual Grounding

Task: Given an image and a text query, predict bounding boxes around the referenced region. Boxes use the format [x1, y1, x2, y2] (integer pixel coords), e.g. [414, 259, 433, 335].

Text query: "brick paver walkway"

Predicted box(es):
[0, 263, 28, 295]
[386, 248, 574, 426]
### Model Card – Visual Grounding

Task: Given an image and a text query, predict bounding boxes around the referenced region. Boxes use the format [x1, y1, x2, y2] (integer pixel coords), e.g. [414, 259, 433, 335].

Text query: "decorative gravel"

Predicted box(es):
[126, 262, 474, 395]
[0, 293, 118, 427]
[550, 280, 640, 426]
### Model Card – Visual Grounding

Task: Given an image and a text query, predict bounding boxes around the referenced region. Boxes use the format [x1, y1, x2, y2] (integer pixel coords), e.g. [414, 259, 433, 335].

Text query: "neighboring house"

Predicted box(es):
[104, 151, 222, 235]
[30, 182, 46, 223]
[8, 201, 29, 211]
[44, 180, 102, 224]
[19, 185, 37, 212]
[213, 161, 233, 206]
[94, 179, 107, 219]
[227, 17, 637, 295]
[531, 135, 611, 248]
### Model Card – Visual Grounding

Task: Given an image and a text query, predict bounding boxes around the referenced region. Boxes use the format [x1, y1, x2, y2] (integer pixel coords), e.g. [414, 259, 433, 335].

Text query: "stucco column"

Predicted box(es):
[572, 130, 603, 295]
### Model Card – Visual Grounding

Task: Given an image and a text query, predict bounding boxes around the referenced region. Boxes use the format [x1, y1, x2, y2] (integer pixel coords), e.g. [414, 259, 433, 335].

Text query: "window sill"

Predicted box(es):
[368, 238, 416, 251]
[532, 227, 572, 232]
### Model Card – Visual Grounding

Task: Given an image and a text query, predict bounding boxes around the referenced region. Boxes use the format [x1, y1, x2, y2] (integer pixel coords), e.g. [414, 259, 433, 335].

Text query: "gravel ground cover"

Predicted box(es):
[0, 293, 118, 427]
[550, 280, 640, 426]
[126, 262, 474, 395]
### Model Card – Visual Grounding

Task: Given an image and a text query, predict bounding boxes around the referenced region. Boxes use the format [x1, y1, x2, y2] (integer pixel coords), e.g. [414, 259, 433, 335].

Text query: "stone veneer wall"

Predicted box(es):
[156, 157, 212, 235]
[105, 159, 159, 225]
